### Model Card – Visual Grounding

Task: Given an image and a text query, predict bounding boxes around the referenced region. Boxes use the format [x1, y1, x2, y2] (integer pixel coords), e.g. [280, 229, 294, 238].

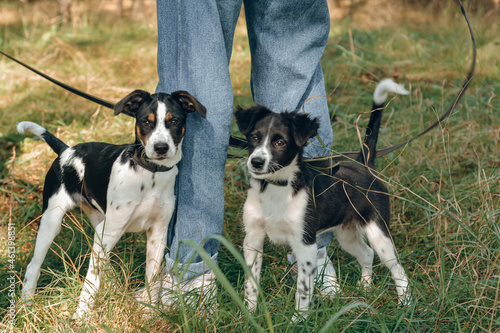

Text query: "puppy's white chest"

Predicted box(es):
[257, 185, 308, 244]
[107, 163, 177, 232]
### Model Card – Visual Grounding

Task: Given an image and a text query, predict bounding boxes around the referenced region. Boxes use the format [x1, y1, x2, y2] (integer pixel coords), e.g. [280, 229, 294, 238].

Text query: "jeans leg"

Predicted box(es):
[243, 0, 333, 158]
[244, 0, 334, 246]
[156, 0, 241, 280]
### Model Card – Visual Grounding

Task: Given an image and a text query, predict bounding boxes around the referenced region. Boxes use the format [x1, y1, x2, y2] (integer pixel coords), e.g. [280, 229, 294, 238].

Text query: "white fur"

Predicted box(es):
[59, 148, 85, 182]
[246, 118, 275, 178]
[145, 101, 178, 161]
[364, 221, 409, 303]
[17, 121, 46, 138]
[21, 186, 75, 301]
[373, 78, 409, 105]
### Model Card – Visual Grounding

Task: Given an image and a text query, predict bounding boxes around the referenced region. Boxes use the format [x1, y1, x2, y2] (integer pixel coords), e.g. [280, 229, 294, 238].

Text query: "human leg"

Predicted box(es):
[243, 0, 333, 158]
[156, 0, 241, 281]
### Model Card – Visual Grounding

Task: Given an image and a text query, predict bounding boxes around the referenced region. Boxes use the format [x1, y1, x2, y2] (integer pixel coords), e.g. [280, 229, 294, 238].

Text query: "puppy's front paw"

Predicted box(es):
[244, 282, 258, 312]
[72, 304, 89, 321]
[245, 297, 257, 313]
[20, 291, 35, 306]
[291, 311, 308, 322]
[135, 289, 155, 303]
[359, 275, 373, 288]
[398, 291, 412, 307]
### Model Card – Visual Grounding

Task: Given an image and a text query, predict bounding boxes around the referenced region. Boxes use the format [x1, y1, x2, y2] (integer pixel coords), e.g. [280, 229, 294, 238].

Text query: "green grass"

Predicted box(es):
[1, 1, 499, 332]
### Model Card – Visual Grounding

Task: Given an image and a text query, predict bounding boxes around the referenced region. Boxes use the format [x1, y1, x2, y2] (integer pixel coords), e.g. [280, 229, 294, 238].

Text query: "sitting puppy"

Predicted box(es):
[235, 79, 410, 316]
[17, 90, 206, 318]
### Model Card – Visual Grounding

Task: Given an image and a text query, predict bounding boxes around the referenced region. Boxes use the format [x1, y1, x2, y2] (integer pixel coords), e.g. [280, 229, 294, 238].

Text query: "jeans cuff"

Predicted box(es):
[164, 253, 218, 282]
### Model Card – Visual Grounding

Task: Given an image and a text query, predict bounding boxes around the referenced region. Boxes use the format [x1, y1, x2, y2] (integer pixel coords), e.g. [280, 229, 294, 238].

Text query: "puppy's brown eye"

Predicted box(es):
[274, 139, 285, 147]
[143, 120, 153, 127]
[251, 135, 259, 143]
[170, 119, 179, 126]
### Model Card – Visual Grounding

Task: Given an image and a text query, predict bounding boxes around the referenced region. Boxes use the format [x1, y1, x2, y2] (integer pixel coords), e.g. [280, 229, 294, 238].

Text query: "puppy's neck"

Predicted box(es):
[133, 140, 183, 173]
[254, 156, 302, 191]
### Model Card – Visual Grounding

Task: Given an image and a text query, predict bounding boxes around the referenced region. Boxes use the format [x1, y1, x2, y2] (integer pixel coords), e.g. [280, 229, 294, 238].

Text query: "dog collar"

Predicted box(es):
[266, 179, 289, 187]
[133, 153, 173, 173]
[259, 179, 289, 191]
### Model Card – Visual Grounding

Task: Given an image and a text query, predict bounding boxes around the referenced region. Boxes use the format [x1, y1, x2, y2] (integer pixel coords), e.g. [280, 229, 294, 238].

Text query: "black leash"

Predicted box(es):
[1, 0, 475, 170]
[0, 50, 115, 110]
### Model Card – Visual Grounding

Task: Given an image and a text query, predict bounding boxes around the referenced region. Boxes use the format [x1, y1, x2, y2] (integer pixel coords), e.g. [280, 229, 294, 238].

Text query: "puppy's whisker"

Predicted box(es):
[268, 161, 283, 173]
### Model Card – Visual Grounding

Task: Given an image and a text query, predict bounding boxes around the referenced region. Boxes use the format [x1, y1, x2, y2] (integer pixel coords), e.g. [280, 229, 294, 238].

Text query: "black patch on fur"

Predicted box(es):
[259, 180, 268, 193]
[47, 143, 133, 214]
[302, 164, 391, 238]
[41, 160, 64, 212]
[301, 280, 309, 293]
[291, 171, 306, 196]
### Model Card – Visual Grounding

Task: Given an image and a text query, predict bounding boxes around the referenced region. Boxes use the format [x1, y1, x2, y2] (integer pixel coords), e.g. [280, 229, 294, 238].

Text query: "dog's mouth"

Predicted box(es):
[248, 163, 285, 179]
[247, 166, 277, 179]
[151, 154, 168, 160]
[250, 170, 272, 178]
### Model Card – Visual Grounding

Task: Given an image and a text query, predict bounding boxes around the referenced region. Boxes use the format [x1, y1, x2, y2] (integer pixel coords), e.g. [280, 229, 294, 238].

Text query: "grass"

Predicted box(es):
[1, 1, 499, 332]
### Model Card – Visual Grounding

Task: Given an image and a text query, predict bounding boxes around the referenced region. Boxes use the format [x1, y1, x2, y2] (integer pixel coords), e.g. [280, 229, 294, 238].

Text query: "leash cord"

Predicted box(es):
[0, 50, 115, 110]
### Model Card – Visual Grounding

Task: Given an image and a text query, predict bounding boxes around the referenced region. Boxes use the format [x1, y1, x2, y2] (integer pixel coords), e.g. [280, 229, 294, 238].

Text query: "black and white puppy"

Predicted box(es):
[17, 90, 206, 318]
[235, 79, 410, 316]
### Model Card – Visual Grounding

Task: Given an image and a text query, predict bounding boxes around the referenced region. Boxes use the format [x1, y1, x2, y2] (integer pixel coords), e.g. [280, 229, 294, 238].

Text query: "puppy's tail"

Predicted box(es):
[17, 121, 68, 156]
[358, 79, 409, 168]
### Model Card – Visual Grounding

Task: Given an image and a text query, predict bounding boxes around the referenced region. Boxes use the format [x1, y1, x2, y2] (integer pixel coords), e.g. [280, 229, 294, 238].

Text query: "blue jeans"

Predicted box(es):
[156, 0, 333, 280]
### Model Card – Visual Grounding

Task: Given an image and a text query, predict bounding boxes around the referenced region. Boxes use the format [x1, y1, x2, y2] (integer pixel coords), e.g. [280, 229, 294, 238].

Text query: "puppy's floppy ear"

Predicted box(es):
[287, 112, 319, 147]
[234, 105, 272, 136]
[171, 91, 207, 118]
[114, 90, 151, 117]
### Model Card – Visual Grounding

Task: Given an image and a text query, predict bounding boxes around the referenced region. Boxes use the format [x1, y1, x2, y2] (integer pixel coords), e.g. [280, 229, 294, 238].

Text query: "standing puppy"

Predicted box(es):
[235, 79, 410, 316]
[17, 90, 206, 318]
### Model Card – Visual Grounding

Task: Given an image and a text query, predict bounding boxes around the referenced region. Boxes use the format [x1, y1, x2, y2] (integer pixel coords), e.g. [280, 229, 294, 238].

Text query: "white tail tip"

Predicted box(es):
[373, 78, 409, 105]
[17, 121, 47, 139]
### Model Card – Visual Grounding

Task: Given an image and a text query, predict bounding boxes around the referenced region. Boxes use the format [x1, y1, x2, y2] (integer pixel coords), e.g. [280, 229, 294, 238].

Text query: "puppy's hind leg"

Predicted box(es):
[22, 190, 74, 303]
[335, 225, 375, 287]
[363, 221, 410, 305]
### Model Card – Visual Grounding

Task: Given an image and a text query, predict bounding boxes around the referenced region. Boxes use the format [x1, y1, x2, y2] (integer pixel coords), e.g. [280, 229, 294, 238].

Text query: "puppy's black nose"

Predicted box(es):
[154, 143, 169, 155]
[251, 157, 265, 169]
